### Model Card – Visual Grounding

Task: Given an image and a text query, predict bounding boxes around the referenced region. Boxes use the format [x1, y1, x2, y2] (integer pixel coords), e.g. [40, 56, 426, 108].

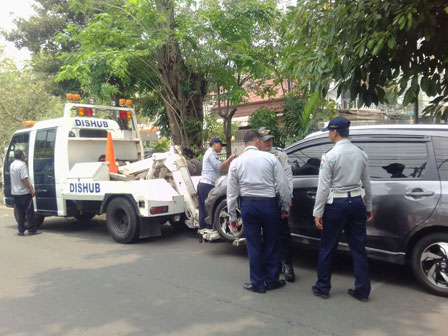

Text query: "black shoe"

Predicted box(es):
[243, 283, 266, 294]
[17, 232, 25, 236]
[28, 231, 42, 236]
[312, 286, 329, 299]
[347, 289, 368, 302]
[284, 264, 296, 282]
[266, 279, 286, 291]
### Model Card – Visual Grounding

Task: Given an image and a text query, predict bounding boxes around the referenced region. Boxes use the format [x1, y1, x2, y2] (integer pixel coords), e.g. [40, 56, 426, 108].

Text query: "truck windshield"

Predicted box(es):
[5, 133, 29, 173]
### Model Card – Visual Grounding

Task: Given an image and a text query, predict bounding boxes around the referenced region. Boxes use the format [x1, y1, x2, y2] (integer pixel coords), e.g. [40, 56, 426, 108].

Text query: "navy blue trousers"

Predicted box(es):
[279, 217, 293, 264]
[240, 198, 281, 291]
[315, 196, 371, 298]
[14, 194, 36, 233]
[197, 182, 214, 229]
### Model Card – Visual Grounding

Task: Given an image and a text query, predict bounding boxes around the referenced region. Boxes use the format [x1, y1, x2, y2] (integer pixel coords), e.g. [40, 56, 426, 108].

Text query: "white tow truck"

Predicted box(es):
[2, 98, 215, 243]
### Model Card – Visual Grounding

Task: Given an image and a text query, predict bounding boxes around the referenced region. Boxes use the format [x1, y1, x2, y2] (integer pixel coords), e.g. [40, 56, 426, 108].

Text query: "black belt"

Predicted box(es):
[241, 196, 277, 202]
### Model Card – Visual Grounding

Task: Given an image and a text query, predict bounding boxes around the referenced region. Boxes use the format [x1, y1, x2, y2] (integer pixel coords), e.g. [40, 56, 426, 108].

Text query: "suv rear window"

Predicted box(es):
[354, 140, 429, 179]
[433, 137, 448, 180]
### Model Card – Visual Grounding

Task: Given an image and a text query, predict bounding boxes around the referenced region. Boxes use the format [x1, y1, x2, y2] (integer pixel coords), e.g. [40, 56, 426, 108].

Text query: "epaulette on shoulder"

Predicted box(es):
[274, 146, 284, 152]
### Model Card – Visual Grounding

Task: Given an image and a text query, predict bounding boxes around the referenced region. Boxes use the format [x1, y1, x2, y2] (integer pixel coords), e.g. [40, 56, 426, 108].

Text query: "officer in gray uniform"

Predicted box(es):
[227, 130, 291, 293]
[312, 116, 373, 302]
[198, 138, 235, 232]
[258, 127, 295, 282]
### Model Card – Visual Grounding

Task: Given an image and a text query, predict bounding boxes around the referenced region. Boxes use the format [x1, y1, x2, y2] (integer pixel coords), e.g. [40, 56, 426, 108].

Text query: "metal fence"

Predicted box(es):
[216, 141, 245, 161]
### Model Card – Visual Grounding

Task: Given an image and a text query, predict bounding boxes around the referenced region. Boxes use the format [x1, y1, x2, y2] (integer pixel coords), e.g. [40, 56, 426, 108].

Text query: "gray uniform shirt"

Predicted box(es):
[313, 139, 372, 217]
[10, 160, 30, 195]
[270, 147, 293, 198]
[227, 146, 291, 222]
[201, 147, 221, 184]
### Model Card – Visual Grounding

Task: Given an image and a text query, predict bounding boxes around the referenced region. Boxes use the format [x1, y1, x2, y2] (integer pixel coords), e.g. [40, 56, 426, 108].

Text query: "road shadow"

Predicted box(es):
[0, 241, 446, 336]
[1, 208, 447, 335]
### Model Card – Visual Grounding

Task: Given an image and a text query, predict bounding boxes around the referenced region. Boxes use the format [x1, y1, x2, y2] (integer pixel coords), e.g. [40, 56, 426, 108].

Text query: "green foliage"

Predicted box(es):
[149, 138, 170, 154]
[249, 107, 283, 147]
[0, 49, 64, 159]
[53, 0, 207, 157]
[200, 0, 279, 155]
[5, 0, 284, 156]
[203, 111, 238, 144]
[281, 93, 337, 146]
[4, 0, 87, 96]
[139, 91, 171, 137]
[282, 95, 307, 141]
[283, 0, 448, 120]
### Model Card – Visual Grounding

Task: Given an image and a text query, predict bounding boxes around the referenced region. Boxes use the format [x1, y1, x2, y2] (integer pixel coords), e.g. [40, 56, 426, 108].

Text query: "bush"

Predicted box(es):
[249, 107, 284, 147]
[150, 138, 170, 153]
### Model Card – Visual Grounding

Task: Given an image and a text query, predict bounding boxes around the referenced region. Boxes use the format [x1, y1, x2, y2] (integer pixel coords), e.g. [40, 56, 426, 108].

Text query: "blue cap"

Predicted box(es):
[209, 137, 225, 147]
[322, 116, 351, 131]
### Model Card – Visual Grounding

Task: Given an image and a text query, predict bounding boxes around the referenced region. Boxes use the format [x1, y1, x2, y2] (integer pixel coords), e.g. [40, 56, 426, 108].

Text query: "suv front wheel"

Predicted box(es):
[213, 199, 244, 243]
[411, 233, 448, 297]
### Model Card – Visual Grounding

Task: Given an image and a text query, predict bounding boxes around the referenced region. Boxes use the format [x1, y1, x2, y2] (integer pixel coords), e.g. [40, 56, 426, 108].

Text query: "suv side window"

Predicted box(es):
[433, 136, 448, 180]
[288, 141, 333, 176]
[353, 140, 429, 179]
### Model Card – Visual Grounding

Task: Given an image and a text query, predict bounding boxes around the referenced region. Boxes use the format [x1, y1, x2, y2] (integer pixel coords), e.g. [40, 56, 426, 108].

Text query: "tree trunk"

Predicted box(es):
[414, 99, 419, 124]
[155, 0, 206, 158]
[224, 117, 233, 158]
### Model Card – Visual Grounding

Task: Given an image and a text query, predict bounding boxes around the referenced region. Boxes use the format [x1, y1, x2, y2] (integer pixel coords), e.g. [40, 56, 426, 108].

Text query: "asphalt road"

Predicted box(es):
[1, 206, 447, 336]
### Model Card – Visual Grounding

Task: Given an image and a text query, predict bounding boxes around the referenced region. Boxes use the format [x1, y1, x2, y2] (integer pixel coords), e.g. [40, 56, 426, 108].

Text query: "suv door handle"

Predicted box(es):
[306, 191, 317, 199]
[404, 189, 435, 198]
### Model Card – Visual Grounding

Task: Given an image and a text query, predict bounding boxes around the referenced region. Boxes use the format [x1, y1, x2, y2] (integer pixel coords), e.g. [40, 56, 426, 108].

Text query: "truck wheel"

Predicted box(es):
[187, 159, 202, 176]
[213, 199, 244, 243]
[75, 213, 96, 222]
[14, 207, 45, 229]
[411, 233, 448, 297]
[35, 215, 45, 229]
[106, 197, 139, 244]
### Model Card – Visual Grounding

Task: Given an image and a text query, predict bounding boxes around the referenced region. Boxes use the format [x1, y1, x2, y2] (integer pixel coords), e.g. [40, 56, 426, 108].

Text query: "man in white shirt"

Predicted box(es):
[197, 138, 235, 231]
[227, 130, 291, 293]
[10, 150, 40, 236]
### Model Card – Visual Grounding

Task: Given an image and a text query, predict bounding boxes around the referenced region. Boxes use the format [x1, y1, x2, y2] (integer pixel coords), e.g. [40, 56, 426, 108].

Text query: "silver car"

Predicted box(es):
[205, 124, 448, 297]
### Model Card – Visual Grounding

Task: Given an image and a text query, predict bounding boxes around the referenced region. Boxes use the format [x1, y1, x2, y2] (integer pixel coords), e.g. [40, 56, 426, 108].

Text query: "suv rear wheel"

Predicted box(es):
[411, 233, 448, 297]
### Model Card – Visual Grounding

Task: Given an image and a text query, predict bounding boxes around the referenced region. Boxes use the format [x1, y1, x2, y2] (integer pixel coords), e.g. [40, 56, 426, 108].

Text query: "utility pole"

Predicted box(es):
[414, 100, 419, 124]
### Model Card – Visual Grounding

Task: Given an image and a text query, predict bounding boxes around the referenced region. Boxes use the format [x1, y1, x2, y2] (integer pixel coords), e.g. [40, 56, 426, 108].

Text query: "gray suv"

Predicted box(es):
[204, 125, 448, 297]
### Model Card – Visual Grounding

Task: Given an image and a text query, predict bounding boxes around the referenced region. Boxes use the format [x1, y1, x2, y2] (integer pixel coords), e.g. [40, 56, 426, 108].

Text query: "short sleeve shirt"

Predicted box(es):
[10, 160, 30, 195]
[201, 147, 222, 183]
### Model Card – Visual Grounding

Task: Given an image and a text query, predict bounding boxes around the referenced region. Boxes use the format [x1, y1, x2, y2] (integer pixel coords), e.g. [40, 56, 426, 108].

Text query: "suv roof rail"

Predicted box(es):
[306, 124, 448, 139]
